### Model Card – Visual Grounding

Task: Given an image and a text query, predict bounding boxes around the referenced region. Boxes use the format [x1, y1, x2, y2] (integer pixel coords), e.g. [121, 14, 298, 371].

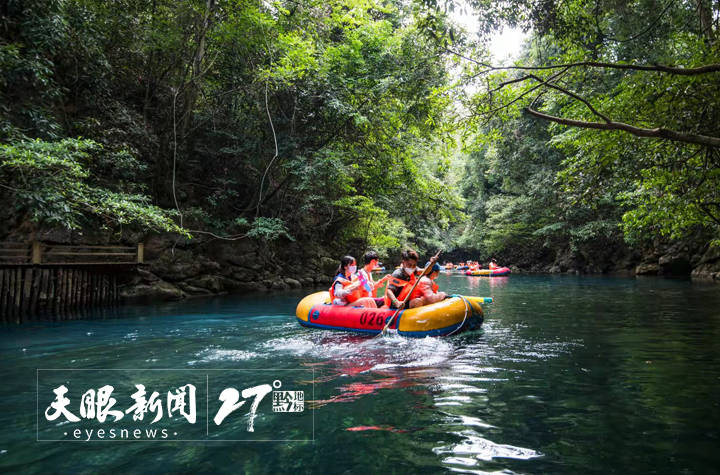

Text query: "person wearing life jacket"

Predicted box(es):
[488, 259, 498, 270]
[409, 262, 447, 309]
[357, 251, 392, 308]
[329, 255, 377, 308]
[385, 249, 439, 309]
[384, 249, 419, 310]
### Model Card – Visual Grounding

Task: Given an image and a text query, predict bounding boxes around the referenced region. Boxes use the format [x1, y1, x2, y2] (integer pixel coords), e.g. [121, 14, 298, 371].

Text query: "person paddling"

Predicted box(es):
[384, 250, 439, 310]
[330, 256, 377, 308]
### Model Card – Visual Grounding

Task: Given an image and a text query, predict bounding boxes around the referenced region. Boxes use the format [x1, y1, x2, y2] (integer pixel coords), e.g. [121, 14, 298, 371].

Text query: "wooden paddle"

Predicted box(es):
[381, 250, 441, 336]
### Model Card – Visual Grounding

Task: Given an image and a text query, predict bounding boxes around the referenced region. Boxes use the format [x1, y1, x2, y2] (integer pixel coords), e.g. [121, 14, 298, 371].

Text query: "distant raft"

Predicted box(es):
[295, 292, 492, 337]
[370, 266, 386, 272]
[465, 267, 511, 277]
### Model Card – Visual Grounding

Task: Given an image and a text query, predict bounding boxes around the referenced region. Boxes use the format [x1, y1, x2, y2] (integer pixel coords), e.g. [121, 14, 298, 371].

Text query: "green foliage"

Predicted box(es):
[0, 138, 187, 235]
[0, 0, 466, 254]
[619, 149, 720, 244]
[246, 217, 294, 242]
[454, 0, 720, 264]
[4, 0, 715, 268]
[332, 195, 411, 254]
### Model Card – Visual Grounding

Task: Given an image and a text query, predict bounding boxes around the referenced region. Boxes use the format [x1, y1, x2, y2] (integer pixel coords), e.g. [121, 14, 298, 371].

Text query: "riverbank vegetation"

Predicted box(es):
[2, 0, 719, 276]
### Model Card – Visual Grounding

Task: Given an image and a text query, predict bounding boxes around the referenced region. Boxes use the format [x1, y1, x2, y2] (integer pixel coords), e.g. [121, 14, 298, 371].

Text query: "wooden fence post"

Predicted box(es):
[137, 243, 144, 264]
[32, 241, 42, 264]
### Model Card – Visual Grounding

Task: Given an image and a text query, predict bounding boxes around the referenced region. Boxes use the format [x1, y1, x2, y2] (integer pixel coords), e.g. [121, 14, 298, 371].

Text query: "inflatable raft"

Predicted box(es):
[370, 266, 386, 272]
[295, 292, 492, 337]
[466, 267, 511, 277]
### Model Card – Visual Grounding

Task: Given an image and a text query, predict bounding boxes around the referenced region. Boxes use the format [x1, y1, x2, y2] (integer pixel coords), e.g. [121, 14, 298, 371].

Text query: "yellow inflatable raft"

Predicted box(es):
[295, 292, 492, 337]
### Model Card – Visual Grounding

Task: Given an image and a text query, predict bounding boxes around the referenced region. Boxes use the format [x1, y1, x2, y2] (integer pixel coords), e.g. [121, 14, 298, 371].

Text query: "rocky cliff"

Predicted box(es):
[118, 234, 340, 301]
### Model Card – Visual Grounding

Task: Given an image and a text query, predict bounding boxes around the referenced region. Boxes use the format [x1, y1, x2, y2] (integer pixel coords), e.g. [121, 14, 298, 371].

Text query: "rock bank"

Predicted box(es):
[117, 235, 335, 301]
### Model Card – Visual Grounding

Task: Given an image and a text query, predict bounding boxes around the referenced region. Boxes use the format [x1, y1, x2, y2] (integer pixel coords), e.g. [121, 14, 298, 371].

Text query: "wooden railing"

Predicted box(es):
[0, 241, 144, 266]
[0, 242, 30, 265]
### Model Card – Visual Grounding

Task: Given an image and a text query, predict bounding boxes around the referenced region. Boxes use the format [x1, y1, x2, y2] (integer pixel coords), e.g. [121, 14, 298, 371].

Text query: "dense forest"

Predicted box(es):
[1, 0, 719, 292]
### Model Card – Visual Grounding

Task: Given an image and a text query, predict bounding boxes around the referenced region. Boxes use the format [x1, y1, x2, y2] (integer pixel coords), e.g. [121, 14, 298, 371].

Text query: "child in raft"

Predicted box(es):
[409, 262, 448, 308]
[330, 255, 377, 308]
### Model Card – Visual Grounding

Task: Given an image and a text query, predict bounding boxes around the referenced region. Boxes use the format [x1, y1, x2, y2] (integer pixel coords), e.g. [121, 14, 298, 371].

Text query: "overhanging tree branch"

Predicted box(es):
[444, 47, 720, 75]
[466, 55, 720, 147]
[525, 73, 612, 123]
[481, 67, 570, 118]
[524, 107, 720, 147]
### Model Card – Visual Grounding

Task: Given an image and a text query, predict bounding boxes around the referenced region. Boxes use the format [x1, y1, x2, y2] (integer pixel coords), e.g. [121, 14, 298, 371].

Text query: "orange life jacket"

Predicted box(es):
[384, 272, 425, 306]
[329, 275, 364, 304]
[413, 277, 439, 295]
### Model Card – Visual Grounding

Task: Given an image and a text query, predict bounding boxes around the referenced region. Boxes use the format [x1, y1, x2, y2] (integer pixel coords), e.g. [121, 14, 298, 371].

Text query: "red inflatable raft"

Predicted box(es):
[295, 292, 492, 337]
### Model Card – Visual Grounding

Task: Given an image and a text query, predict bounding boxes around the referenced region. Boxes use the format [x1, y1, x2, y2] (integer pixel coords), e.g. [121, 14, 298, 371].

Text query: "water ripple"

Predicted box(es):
[434, 429, 542, 462]
[187, 347, 260, 365]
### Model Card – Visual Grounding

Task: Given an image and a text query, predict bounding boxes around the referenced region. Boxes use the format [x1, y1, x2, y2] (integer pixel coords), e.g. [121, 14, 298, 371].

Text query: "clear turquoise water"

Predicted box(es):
[1, 274, 720, 474]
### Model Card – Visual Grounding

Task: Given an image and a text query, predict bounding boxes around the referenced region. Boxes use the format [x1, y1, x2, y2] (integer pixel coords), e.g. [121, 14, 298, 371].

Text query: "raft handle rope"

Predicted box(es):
[377, 294, 475, 338]
[446, 294, 472, 337]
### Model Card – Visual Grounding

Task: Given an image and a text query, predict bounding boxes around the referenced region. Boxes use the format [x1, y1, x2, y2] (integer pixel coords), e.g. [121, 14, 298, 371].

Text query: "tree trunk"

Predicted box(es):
[180, 0, 216, 139]
[696, 0, 716, 43]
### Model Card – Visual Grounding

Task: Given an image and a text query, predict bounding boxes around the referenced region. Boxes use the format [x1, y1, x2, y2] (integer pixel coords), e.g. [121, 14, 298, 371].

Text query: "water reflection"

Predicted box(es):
[488, 277, 509, 289]
[256, 312, 551, 471]
[313, 372, 415, 406]
[460, 275, 509, 294]
[464, 275, 483, 291]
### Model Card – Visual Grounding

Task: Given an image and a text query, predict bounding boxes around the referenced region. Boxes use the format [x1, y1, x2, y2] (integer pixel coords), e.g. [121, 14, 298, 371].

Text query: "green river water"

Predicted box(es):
[1, 274, 719, 474]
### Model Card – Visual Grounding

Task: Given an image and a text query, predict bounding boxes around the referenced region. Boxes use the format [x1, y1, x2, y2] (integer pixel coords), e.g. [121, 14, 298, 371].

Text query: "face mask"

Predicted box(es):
[404, 266, 417, 275]
[348, 265, 357, 274]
